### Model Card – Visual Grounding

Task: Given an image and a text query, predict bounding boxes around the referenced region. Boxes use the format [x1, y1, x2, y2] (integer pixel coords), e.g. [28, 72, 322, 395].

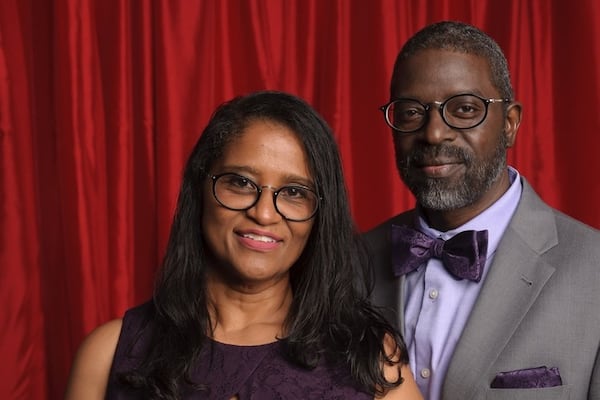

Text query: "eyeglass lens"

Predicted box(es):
[387, 94, 491, 132]
[212, 173, 318, 221]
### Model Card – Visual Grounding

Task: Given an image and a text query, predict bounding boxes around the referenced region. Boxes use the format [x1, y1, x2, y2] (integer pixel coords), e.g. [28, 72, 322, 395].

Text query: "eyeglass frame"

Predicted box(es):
[210, 172, 321, 222]
[379, 93, 511, 133]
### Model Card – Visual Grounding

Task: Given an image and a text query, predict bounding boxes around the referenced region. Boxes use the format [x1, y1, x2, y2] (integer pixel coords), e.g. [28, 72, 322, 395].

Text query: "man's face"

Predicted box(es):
[391, 49, 517, 212]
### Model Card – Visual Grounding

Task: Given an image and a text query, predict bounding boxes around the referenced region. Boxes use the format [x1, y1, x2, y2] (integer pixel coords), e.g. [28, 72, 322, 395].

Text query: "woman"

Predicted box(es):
[65, 91, 422, 399]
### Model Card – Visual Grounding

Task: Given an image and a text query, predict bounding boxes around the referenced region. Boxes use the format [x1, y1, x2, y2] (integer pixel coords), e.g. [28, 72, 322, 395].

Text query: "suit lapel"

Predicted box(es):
[441, 179, 559, 400]
[368, 212, 415, 331]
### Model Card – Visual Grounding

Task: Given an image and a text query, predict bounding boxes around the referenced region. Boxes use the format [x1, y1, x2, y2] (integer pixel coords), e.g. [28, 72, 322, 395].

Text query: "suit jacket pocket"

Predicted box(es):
[486, 384, 570, 400]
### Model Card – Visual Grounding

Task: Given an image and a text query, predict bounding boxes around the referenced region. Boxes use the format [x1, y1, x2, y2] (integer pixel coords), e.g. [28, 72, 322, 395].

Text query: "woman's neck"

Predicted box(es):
[206, 272, 293, 345]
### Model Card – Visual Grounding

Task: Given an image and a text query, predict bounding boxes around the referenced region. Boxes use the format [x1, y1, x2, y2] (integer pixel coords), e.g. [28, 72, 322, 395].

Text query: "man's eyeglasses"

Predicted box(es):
[211, 173, 320, 222]
[379, 93, 510, 133]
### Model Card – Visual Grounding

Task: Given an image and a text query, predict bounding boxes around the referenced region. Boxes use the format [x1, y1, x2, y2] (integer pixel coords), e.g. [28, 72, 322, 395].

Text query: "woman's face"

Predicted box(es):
[202, 119, 316, 290]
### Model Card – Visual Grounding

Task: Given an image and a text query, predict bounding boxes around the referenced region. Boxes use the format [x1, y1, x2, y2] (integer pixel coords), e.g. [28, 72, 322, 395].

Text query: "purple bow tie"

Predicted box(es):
[391, 224, 488, 282]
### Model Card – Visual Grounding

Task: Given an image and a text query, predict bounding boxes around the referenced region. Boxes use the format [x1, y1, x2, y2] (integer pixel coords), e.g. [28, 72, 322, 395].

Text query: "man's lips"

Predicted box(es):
[415, 160, 463, 177]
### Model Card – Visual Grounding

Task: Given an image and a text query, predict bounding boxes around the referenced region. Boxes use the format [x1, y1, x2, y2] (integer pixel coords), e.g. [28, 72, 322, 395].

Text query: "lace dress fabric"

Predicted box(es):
[106, 302, 372, 399]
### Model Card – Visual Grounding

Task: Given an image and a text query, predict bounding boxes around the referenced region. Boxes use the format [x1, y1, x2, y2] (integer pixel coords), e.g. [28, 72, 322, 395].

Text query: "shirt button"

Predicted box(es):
[429, 289, 438, 299]
[420, 368, 431, 379]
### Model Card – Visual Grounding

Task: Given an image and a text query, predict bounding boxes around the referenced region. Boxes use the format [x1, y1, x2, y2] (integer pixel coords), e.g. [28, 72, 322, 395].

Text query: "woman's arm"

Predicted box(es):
[64, 318, 123, 400]
[379, 363, 423, 400]
[377, 335, 424, 400]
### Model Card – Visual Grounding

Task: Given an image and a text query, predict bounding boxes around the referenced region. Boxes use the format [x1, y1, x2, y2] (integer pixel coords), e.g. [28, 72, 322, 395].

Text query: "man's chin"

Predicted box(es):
[403, 175, 458, 194]
[410, 182, 473, 211]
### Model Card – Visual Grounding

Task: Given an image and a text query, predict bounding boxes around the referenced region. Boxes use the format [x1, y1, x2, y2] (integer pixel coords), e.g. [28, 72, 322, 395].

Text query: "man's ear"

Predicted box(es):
[504, 102, 522, 148]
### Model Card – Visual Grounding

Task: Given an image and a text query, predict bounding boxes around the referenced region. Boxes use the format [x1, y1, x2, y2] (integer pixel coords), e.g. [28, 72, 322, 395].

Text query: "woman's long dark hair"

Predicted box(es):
[121, 91, 407, 398]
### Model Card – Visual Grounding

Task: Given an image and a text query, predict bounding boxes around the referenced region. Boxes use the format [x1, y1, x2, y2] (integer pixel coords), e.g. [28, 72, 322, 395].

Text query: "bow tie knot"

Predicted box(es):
[430, 238, 446, 259]
[391, 224, 488, 282]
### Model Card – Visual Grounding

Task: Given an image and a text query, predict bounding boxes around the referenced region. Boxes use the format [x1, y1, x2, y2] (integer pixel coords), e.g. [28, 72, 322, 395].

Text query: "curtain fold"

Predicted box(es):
[0, 0, 47, 398]
[2, 1, 599, 398]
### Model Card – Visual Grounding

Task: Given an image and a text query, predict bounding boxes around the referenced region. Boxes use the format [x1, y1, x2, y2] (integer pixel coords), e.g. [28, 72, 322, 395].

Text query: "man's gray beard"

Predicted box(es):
[397, 133, 508, 211]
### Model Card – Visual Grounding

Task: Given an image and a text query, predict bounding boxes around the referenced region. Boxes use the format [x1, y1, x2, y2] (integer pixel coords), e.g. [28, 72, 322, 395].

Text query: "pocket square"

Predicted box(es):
[490, 366, 562, 389]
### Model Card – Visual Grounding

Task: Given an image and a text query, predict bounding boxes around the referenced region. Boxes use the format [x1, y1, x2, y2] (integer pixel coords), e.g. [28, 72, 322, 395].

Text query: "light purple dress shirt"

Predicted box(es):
[403, 167, 522, 400]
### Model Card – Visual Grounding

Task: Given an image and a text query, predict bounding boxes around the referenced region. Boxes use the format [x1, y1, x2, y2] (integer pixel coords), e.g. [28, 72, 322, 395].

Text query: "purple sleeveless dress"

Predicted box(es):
[106, 302, 372, 399]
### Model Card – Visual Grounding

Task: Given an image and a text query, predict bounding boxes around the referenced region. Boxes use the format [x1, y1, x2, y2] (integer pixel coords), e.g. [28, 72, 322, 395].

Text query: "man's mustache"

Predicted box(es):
[401, 144, 473, 167]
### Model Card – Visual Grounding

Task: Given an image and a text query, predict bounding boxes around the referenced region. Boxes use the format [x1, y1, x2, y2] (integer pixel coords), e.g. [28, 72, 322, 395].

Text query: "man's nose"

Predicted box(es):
[420, 106, 457, 144]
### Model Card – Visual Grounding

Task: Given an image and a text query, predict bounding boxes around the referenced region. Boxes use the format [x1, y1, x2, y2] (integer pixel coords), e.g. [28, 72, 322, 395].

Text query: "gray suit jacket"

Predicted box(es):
[365, 178, 600, 400]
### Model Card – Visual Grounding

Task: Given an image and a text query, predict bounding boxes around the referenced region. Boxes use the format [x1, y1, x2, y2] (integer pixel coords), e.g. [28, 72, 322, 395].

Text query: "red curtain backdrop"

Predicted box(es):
[2, 1, 599, 398]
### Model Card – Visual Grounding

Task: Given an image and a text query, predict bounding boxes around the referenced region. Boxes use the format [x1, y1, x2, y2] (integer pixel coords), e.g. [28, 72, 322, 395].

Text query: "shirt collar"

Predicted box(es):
[415, 166, 522, 258]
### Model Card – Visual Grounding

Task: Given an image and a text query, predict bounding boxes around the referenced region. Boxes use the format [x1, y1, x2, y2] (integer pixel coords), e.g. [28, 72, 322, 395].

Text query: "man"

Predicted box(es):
[366, 21, 600, 400]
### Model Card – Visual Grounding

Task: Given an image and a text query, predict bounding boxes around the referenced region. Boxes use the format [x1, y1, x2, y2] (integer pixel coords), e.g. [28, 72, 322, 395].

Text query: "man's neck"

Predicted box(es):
[421, 170, 512, 231]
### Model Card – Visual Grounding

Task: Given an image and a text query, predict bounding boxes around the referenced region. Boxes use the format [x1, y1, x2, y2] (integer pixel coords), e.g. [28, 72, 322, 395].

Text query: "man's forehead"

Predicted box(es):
[393, 50, 496, 97]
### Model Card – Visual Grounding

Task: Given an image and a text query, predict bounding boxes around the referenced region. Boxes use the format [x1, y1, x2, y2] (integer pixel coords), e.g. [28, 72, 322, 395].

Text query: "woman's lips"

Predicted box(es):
[237, 231, 282, 251]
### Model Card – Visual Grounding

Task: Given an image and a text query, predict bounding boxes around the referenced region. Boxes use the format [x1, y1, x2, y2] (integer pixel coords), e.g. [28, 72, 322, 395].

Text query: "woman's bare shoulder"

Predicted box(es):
[64, 318, 123, 400]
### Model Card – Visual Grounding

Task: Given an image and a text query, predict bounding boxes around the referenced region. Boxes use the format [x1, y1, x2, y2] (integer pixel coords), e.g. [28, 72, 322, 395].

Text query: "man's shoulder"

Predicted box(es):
[364, 210, 416, 235]
[551, 208, 600, 248]
[510, 180, 600, 268]
[363, 209, 416, 251]
[517, 178, 600, 245]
